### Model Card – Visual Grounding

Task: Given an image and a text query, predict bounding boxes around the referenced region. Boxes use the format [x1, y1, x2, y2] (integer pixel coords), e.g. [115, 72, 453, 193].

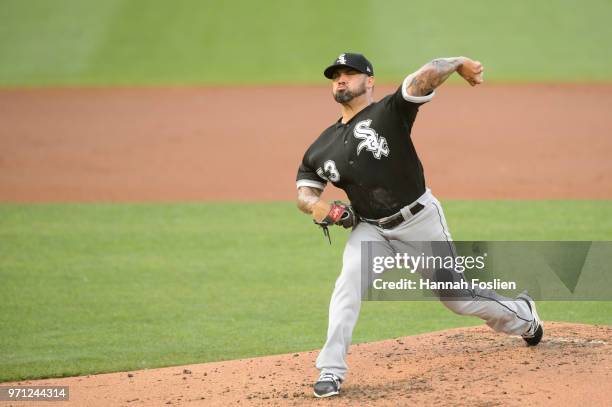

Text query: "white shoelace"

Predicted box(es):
[319, 372, 341, 384]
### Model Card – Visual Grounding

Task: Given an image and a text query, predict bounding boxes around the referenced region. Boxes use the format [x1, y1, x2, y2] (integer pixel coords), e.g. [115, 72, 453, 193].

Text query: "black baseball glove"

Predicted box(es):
[333, 200, 357, 229]
[314, 201, 358, 244]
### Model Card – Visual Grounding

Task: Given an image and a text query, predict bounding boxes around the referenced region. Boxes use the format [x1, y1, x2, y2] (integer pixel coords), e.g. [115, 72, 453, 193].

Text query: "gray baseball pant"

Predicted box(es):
[315, 189, 534, 380]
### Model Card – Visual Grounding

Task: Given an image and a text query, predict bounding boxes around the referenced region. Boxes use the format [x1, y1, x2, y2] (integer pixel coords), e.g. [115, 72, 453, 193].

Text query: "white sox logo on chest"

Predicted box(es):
[353, 119, 389, 159]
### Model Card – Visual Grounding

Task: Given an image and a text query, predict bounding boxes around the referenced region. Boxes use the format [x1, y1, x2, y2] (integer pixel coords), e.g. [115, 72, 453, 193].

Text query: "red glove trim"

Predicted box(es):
[327, 204, 345, 223]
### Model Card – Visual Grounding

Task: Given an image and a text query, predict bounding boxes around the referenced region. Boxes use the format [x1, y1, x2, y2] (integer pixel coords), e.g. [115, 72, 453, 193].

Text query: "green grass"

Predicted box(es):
[0, 0, 611, 86]
[1, 201, 611, 382]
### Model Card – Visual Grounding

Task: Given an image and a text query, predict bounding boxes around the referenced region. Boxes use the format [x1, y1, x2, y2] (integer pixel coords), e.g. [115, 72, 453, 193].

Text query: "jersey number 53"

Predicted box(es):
[316, 160, 340, 182]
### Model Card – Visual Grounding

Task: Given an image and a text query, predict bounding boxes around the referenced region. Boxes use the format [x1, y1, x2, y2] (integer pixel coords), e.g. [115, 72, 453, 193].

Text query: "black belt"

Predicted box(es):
[361, 203, 425, 230]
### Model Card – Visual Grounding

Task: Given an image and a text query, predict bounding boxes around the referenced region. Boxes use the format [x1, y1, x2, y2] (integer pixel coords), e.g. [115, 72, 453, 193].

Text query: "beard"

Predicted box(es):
[333, 81, 367, 104]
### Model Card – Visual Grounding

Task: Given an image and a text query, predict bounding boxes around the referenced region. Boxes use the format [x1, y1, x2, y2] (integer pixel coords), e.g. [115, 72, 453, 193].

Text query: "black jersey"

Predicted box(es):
[296, 81, 434, 219]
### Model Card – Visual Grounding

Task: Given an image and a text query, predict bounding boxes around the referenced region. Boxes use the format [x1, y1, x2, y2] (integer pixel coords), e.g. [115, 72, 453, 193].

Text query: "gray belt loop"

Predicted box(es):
[401, 188, 431, 220]
[399, 205, 412, 221]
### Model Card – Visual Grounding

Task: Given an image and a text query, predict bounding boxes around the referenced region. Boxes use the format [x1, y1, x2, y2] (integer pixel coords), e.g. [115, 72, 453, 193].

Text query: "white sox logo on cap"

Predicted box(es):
[354, 119, 390, 159]
[337, 53, 347, 64]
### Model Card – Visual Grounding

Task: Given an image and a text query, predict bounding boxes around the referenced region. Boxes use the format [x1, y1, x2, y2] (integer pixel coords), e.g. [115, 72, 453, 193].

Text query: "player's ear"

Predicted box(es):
[367, 75, 375, 90]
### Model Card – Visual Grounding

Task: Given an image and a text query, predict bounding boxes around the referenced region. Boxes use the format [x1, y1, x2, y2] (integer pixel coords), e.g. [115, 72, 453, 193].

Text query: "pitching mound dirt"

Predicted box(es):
[3, 322, 610, 406]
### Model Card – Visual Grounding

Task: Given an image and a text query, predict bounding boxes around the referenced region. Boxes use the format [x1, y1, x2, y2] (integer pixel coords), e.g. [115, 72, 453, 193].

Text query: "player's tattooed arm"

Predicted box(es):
[406, 57, 483, 96]
[297, 186, 331, 222]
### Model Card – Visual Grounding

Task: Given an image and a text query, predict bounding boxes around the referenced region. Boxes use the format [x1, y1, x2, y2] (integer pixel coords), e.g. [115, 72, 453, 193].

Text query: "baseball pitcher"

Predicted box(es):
[295, 53, 543, 398]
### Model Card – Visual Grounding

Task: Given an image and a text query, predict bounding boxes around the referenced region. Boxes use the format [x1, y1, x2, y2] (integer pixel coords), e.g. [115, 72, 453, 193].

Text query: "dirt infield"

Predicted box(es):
[1, 84, 611, 202]
[2, 323, 610, 406]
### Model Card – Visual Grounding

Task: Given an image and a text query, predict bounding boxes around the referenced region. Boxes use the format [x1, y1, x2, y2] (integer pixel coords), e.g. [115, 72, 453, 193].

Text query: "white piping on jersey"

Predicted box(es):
[296, 179, 326, 190]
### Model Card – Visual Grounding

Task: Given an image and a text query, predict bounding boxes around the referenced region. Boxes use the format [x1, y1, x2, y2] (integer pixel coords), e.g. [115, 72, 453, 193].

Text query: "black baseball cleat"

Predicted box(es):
[517, 291, 544, 346]
[313, 372, 342, 398]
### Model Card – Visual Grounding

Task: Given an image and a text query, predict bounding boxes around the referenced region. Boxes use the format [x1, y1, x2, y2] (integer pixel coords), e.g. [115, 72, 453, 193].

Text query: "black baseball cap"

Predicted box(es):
[323, 52, 374, 79]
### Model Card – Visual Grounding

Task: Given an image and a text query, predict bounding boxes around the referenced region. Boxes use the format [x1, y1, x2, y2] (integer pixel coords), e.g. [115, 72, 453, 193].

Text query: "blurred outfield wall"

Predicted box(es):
[0, 0, 611, 86]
